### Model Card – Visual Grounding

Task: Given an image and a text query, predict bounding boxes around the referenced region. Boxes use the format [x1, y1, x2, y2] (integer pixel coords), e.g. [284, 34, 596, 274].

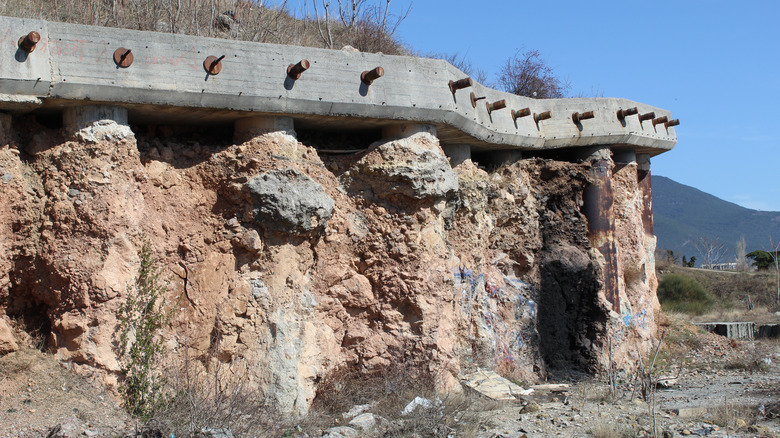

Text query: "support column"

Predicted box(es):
[441, 144, 471, 167]
[582, 147, 620, 313]
[234, 116, 294, 143]
[63, 105, 133, 141]
[636, 154, 653, 236]
[381, 123, 436, 140]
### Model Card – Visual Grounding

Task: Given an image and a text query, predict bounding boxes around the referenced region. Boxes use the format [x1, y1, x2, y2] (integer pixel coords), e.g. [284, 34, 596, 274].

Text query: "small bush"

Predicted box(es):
[118, 242, 169, 420]
[657, 274, 714, 315]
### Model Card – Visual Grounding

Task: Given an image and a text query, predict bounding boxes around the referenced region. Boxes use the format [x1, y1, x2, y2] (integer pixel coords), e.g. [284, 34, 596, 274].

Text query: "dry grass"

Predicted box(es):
[0, 0, 408, 54]
[708, 401, 758, 428]
[303, 363, 504, 437]
[588, 421, 637, 438]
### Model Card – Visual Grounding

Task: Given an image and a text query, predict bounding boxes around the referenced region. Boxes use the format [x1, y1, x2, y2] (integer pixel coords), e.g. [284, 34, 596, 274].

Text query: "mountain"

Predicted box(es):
[652, 175, 780, 260]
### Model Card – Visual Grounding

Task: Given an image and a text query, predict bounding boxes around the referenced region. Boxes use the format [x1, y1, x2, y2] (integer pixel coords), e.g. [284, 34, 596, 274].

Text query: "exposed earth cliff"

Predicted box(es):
[0, 112, 659, 417]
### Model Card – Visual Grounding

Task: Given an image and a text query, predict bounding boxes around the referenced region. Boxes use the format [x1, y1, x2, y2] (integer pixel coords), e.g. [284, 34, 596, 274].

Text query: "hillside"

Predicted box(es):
[653, 175, 780, 259]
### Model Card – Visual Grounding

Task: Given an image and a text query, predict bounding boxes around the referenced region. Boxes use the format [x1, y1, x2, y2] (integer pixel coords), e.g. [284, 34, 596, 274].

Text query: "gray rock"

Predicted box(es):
[68, 188, 80, 198]
[246, 168, 334, 234]
[349, 134, 458, 200]
[348, 413, 377, 431]
[322, 426, 359, 438]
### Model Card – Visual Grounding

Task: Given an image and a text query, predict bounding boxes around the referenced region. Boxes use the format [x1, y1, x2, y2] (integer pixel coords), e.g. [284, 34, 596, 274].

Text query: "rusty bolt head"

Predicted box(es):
[638, 112, 655, 122]
[448, 77, 473, 93]
[616, 107, 639, 120]
[486, 99, 507, 114]
[572, 111, 595, 124]
[652, 116, 669, 126]
[512, 108, 531, 121]
[470, 92, 486, 108]
[287, 59, 310, 80]
[18, 31, 40, 53]
[361, 66, 384, 85]
[204, 55, 225, 75]
[113, 48, 134, 68]
[664, 118, 680, 129]
[534, 111, 552, 123]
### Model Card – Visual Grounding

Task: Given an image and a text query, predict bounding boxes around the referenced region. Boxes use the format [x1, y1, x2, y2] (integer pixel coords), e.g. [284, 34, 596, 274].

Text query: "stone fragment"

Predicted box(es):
[246, 168, 334, 234]
[0, 318, 18, 354]
[349, 133, 458, 200]
[460, 369, 533, 400]
[348, 413, 377, 431]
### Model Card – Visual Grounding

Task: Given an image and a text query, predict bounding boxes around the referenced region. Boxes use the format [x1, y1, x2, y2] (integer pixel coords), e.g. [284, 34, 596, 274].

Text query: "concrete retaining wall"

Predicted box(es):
[0, 16, 677, 154]
[696, 322, 756, 340]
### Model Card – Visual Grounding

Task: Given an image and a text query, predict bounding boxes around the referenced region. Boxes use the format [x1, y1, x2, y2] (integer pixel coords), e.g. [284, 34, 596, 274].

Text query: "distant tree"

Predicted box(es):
[496, 49, 569, 99]
[689, 236, 728, 268]
[682, 255, 687, 266]
[687, 256, 696, 268]
[747, 250, 774, 271]
[735, 235, 749, 271]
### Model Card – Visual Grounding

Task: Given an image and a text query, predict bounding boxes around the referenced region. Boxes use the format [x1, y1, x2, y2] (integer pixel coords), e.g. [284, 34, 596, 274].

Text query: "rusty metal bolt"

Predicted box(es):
[448, 77, 473, 93]
[361, 66, 384, 85]
[486, 99, 507, 114]
[652, 116, 669, 126]
[18, 31, 40, 53]
[470, 92, 486, 108]
[664, 118, 680, 129]
[113, 48, 134, 68]
[638, 112, 655, 123]
[511, 108, 531, 121]
[534, 111, 552, 123]
[572, 111, 595, 124]
[204, 55, 225, 75]
[287, 59, 310, 80]
[616, 107, 638, 121]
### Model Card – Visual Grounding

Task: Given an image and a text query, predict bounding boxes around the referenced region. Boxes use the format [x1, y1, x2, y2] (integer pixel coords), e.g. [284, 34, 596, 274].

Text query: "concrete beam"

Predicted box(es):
[441, 144, 471, 167]
[234, 116, 294, 143]
[0, 16, 678, 155]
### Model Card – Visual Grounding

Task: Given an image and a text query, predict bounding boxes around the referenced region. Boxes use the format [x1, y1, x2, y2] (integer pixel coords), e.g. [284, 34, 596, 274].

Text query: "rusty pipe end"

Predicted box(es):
[664, 118, 680, 129]
[204, 55, 224, 75]
[617, 107, 639, 120]
[512, 108, 531, 121]
[486, 99, 507, 114]
[287, 59, 310, 79]
[448, 77, 473, 93]
[18, 31, 40, 53]
[573, 111, 595, 123]
[652, 116, 669, 126]
[113, 48, 134, 68]
[534, 111, 552, 123]
[638, 112, 656, 122]
[361, 66, 384, 85]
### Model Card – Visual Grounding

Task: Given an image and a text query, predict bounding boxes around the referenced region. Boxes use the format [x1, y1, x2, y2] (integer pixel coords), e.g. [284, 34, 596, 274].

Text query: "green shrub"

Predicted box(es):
[657, 274, 714, 315]
[118, 241, 169, 420]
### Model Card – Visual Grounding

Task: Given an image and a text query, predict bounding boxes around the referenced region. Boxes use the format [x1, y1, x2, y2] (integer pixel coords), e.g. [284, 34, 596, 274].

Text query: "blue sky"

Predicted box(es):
[294, 1, 780, 211]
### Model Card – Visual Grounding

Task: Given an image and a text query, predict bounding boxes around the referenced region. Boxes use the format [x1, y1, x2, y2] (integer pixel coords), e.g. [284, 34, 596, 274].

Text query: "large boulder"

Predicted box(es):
[246, 168, 334, 234]
[348, 133, 458, 200]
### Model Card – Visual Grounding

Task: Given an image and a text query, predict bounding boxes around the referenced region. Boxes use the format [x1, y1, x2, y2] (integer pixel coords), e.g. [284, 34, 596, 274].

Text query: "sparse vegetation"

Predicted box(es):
[118, 242, 169, 420]
[0, 0, 409, 54]
[657, 274, 714, 315]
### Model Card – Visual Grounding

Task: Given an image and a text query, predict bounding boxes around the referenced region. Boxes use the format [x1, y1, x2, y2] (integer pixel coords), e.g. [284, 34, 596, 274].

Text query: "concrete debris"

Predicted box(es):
[460, 369, 533, 400]
[246, 168, 334, 234]
[348, 133, 458, 200]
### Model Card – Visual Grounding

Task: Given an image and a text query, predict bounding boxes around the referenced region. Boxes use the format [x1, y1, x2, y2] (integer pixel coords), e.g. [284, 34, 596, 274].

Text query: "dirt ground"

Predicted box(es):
[0, 322, 778, 437]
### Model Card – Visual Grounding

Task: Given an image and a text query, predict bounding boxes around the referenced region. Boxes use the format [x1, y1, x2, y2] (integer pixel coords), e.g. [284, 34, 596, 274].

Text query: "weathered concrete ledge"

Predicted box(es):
[0, 16, 677, 155]
[696, 322, 756, 340]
